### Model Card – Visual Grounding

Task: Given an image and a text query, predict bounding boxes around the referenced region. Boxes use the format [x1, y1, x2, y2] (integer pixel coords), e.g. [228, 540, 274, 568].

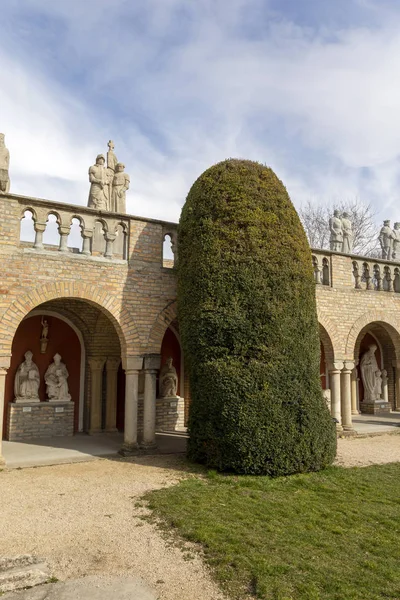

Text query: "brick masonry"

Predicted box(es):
[7, 402, 74, 441]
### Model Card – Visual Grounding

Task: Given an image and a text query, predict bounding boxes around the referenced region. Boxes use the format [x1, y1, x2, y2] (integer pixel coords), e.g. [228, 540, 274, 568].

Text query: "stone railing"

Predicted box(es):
[311, 248, 400, 293]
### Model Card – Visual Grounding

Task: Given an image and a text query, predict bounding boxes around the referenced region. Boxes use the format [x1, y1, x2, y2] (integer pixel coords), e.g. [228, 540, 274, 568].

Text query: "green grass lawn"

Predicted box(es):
[145, 463, 400, 600]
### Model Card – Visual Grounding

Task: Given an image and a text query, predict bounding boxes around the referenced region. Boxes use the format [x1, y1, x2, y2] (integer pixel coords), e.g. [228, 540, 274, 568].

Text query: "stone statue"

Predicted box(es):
[341, 212, 353, 253]
[379, 220, 394, 260]
[106, 140, 118, 207]
[159, 357, 178, 397]
[88, 154, 110, 211]
[360, 344, 382, 402]
[111, 163, 130, 213]
[392, 222, 400, 260]
[329, 210, 343, 252]
[45, 353, 71, 402]
[0, 133, 10, 194]
[14, 350, 40, 402]
[41, 317, 49, 340]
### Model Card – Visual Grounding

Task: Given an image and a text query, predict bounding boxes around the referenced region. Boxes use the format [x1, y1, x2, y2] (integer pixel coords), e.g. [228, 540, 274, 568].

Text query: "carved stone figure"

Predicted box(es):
[379, 220, 394, 260]
[14, 351, 40, 402]
[392, 222, 400, 260]
[111, 163, 130, 213]
[341, 212, 353, 253]
[88, 154, 110, 211]
[45, 353, 71, 402]
[360, 344, 382, 402]
[329, 210, 343, 252]
[0, 133, 10, 194]
[106, 140, 118, 207]
[41, 317, 49, 340]
[159, 357, 178, 397]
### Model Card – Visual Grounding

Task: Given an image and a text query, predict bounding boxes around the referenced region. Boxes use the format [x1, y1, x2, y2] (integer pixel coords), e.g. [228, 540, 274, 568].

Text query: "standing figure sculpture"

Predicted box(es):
[392, 222, 400, 260]
[379, 220, 394, 260]
[329, 210, 343, 252]
[111, 163, 130, 213]
[0, 133, 10, 194]
[88, 154, 110, 211]
[14, 351, 40, 402]
[106, 140, 118, 207]
[341, 212, 353, 253]
[159, 357, 178, 397]
[360, 344, 382, 402]
[45, 353, 71, 402]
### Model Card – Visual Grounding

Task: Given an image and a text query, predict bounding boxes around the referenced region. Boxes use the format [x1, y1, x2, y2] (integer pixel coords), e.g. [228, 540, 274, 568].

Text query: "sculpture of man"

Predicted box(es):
[14, 350, 40, 402]
[379, 220, 394, 260]
[88, 154, 110, 211]
[41, 317, 49, 340]
[392, 222, 400, 260]
[111, 163, 130, 213]
[360, 344, 382, 402]
[45, 353, 71, 402]
[0, 133, 10, 194]
[329, 210, 343, 252]
[159, 357, 178, 397]
[106, 140, 118, 206]
[341, 212, 353, 253]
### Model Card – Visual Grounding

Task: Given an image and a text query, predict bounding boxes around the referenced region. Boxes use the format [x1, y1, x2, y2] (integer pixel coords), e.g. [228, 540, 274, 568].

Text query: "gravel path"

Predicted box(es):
[0, 456, 225, 600]
[2, 437, 400, 600]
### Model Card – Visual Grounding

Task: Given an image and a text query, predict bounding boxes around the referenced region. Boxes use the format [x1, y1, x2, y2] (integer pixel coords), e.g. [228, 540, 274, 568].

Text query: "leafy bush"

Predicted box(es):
[178, 159, 336, 475]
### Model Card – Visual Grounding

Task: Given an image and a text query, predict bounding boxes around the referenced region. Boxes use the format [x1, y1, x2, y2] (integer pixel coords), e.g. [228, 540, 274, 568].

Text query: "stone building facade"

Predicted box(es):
[0, 190, 399, 463]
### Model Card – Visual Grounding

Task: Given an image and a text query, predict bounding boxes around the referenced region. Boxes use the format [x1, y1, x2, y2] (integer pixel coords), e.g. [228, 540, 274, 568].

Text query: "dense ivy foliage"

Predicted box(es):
[177, 159, 336, 475]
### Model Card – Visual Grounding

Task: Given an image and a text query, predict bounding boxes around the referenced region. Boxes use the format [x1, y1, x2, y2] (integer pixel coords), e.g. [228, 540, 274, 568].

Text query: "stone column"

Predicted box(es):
[104, 233, 116, 259]
[351, 362, 360, 415]
[88, 357, 106, 434]
[0, 360, 10, 466]
[392, 360, 400, 410]
[105, 357, 120, 432]
[82, 230, 93, 256]
[120, 356, 143, 455]
[341, 361, 354, 431]
[142, 354, 161, 449]
[58, 225, 70, 252]
[328, 361, 343, 432]
[33, 223, 46, 249]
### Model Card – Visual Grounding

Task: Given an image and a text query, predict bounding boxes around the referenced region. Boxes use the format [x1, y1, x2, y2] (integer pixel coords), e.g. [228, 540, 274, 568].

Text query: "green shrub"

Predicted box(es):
[178, 159, 336, 476]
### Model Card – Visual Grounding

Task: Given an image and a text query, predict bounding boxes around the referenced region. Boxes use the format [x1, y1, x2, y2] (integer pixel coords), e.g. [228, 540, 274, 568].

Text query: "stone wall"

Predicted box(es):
[156, 396, 185, 432]
[8, 402, 74, 441]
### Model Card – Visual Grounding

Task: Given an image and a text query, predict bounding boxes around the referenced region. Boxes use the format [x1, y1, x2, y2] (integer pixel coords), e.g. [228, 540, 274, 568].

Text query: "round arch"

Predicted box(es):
[0, 281, 140, 359]
[345, 310, 400, 360]
[147, 300, 177, 353]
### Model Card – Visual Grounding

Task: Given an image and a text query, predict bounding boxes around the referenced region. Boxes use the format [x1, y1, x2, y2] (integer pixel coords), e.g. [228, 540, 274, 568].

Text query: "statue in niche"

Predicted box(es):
[329, 210, 343, 252]
[14, 350, 40, 402]
[45, 353, 71, 402]
[159, 357, 178, 397]
[341, 212, 353, 253]
[0, 133, 10, 194]
[360, 344, 382, 402]
[88, 154, 110, 211]
[379, 220, 394, 260]
[111, 163, 130, 213]
[392, 222, 400, 260]
[40, 316, 49, 354]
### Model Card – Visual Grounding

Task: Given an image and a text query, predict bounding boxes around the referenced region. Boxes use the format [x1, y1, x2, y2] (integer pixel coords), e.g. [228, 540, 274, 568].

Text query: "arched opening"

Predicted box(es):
[156, 323, 186, 431]
[353, 322, 400, 414]
[163, 235, 174, 268]
[67, 217, 83, 252]
[42, 213, 60, 247]
[20, 209, 36, 243]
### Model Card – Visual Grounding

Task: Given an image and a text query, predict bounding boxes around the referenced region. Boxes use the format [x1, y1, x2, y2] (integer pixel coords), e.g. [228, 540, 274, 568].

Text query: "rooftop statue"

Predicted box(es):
[88, 141, 130, 213]
[379, 220, 394, 260]
[0, 133, 10, 194]
[112, 163, 130, 213]
[341, 212, 353, 253]
[329, 209, 343, 252]
[88, 154, 110, 211]
[392, 222, 400, 261]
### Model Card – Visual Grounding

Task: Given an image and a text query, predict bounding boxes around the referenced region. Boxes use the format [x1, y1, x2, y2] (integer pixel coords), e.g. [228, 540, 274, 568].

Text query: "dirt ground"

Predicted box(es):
[1, 435, 400, 600]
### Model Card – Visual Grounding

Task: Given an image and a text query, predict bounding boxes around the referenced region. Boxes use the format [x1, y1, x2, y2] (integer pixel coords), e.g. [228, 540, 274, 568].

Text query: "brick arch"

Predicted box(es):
[0, 281, 140, 359]
[345, 310, 400, 360]
[146, 300, 177, 353]
[317, 311, 341, 361]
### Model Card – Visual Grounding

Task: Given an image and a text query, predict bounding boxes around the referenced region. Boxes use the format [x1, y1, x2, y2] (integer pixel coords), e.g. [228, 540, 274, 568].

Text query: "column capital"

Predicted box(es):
[144, 354, 161, 371]
[343, 361, 355, 372]
[106, 357, 120, 371]
[34, 222, 47, 233]
[59, 225, 70, 236]
[0, 355, 11, 369]
[88, 357, 106, 371]
[328, 361, 344, 372]
[125, 356, 143, 371]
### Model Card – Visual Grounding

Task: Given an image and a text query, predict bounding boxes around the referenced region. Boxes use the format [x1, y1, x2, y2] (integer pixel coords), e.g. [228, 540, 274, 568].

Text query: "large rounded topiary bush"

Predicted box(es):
[178, 159, 336, 476]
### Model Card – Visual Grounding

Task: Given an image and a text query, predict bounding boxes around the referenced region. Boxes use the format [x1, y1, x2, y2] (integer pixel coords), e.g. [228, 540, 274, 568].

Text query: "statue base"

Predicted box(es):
[46, 396, 72, 403]
[8, 401, 74, 441]
[14, 397, 40, 404]
[360, 401, 391, 415]
[156, 395, 185, 432]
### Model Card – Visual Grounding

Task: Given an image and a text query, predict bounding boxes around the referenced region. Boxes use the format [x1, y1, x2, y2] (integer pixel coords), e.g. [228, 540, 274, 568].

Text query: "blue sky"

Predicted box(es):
[2, 0, 400, 223]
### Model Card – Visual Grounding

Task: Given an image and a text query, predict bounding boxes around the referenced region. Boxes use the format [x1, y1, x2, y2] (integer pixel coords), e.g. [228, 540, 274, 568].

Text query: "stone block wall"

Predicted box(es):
[8, 402, 74, 441]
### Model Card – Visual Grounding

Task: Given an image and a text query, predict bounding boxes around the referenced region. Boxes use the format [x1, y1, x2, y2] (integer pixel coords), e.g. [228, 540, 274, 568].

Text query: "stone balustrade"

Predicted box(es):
[312, 249, 400, 293]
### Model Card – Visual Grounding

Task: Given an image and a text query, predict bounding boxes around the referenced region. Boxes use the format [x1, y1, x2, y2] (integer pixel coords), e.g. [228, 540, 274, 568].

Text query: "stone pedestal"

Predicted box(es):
[156, 396, 185, 432]
[8, 402, 74, 441]
[360, 401, 391, 415]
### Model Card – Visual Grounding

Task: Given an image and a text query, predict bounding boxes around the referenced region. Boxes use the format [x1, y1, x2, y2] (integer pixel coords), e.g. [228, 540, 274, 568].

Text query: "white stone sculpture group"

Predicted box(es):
[360, 344, 385, 403]
[88, 140, 130, 213]
[159, 357, 178, 398]
[14, 351, 71, 403]
[378, 220, 400, 260]
[329, 210, 354, 253]
[0, 133, 10, 194]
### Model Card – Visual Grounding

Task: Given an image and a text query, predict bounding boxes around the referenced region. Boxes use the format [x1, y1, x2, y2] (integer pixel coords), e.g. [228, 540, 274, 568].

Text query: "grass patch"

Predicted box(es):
[145, 463, 400, 599]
